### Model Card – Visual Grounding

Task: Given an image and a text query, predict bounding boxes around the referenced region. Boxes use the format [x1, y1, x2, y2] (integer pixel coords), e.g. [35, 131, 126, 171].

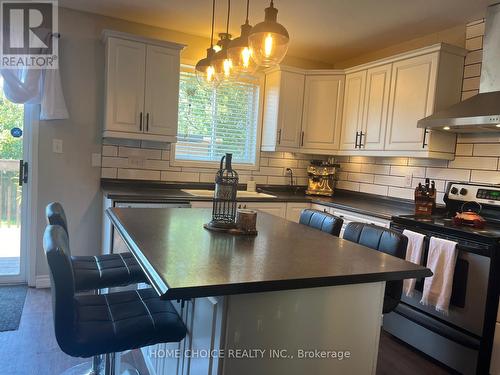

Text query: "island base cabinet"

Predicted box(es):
[222, 282, 385, 375]
[142, 297, 226, 375]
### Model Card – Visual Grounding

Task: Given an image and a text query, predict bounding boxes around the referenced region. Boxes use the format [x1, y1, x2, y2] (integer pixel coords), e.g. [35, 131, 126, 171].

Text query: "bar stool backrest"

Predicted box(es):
[43, 224, 76, 354]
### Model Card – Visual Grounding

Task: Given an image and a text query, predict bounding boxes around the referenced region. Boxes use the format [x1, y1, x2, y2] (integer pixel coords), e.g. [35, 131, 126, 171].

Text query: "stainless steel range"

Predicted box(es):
[385, 182, 500, 375]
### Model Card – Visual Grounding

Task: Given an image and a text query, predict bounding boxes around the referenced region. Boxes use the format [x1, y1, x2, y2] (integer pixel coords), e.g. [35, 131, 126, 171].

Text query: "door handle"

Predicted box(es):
[18, 160, 28, 186]
[139, 112, 143, 131]
[359, 131, 364, 148]
[355, 131, 360, 148]
[277, 129, 282, 144]
[146, 113, 150, 132]
[301, 131, 305, 147]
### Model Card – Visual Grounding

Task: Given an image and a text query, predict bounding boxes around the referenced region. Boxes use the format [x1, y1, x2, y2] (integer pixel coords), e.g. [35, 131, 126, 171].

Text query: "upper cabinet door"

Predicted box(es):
[385, 54, 438, 151]
[339, 71, 366, 150]
[277, 71, 305, 148]
[105, 38, 146, 134]
[144, 45, 180, 138]
[302, 75, 344, 151]
[360, 64, 391, 151]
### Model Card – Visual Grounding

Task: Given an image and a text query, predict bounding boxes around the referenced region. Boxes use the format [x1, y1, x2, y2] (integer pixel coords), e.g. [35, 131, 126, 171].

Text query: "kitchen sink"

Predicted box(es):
[181, 189, 276, 198]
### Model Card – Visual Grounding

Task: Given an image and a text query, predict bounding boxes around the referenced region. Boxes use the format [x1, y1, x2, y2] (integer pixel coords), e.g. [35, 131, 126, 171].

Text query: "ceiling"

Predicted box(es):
[59, 0, 492, 65]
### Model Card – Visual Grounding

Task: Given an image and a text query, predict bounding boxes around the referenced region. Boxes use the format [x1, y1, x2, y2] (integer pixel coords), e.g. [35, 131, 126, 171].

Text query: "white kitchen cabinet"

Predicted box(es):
[360, 64, 392, 150]
[144, 45, 181, 137]
[239, 202, 287, 218]
[385, 53, 439, 151]
[384, 47, 464, 158]
[261, 67, 344, 155]
[340, 71, 366, 150]
[301, 74, 344, 152]
[285, 202, 311, 223]
[102, 30, 184, 143]
[261, 67, 305, 151]
[104, 37, 146, 135]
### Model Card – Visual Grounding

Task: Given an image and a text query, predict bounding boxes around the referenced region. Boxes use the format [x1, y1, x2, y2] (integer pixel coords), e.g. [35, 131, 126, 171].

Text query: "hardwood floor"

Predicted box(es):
[0, 287, 455, 375]
[0, 287, 86, 375]
[377, 330, 456, 375]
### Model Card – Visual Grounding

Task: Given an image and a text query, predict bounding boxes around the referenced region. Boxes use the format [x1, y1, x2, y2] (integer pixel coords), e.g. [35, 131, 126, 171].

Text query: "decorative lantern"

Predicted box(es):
[208, 153, 239, 229]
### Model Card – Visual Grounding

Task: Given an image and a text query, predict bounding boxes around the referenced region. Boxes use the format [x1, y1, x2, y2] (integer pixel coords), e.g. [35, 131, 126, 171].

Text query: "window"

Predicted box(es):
[175, 71, 260, 166]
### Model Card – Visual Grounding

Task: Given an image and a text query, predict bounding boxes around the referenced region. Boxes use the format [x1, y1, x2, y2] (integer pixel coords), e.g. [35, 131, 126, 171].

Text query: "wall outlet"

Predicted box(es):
[128, 156, 145, 168]
[91, 153, 101, 167]
[404, 174, 413, 188]
[52, 139, 63, 153]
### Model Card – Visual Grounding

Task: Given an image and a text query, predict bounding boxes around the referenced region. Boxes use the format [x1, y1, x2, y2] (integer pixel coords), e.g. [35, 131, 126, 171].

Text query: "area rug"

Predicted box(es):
[0, 285, 27, 332]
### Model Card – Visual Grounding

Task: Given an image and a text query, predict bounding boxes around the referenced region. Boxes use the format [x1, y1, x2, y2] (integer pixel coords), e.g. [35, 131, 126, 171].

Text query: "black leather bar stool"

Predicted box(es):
[299, 209, 344, 237]
[342, 222, 408, 314]
[46, 202, 147, 292]
[44, 225, 187, 375]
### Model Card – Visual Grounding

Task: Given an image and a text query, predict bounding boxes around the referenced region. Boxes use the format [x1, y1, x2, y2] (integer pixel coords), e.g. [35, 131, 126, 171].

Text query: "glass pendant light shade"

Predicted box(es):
[248, 0, 289, 67]
[212, 33, 236, 81]
[195, 48, 220, 88]
[228, 22, 258, 76]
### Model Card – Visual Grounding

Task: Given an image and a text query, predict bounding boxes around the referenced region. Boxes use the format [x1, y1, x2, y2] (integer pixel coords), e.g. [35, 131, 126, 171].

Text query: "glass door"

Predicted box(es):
[0, 77, 26, 283]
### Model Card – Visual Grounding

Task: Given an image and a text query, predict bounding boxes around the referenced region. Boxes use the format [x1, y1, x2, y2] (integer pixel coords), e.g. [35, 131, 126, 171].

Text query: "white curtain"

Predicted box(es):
[0, 30, 69, 120]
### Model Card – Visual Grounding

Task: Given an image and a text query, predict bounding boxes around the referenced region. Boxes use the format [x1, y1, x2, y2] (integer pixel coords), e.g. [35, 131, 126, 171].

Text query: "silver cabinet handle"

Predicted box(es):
[146, 113, 150, 132]
[301, 131, 305, 146]
[277, 129, 282, 144]
[139, 112, 143, 131]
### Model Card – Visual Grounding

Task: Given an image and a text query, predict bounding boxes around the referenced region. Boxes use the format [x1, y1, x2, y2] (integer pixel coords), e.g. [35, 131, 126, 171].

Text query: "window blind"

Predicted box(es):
[175, 71, 260, 165]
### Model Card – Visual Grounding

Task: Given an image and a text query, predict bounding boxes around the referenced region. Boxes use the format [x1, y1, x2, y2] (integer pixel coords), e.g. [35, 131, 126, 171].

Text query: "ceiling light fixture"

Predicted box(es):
[443, 126, 451, 130]
[212, 0, 237, 82]
[248, 0, 289, 67]
[227, 0, 258, 76]
[195, 0, 220, 88]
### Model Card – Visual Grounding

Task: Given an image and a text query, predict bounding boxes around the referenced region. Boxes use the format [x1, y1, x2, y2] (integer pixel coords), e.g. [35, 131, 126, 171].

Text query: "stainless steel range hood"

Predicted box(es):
[418, 3, 500, 133]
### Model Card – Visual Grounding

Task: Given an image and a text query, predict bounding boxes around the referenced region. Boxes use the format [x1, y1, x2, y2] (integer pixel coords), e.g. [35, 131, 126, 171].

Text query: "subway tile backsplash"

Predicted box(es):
[101, 141, 320, 186]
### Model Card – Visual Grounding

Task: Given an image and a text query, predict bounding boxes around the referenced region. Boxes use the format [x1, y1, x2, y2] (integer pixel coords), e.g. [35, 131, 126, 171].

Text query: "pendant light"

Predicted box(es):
[248, 0, 289, 67]
[195, 0, 220, 88]
[212, 0, 237, 82]
[227, 0, 258, 76]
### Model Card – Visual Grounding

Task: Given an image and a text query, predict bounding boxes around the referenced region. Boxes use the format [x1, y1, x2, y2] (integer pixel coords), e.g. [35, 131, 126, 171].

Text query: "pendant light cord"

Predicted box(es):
[245, 0, 250, 23]
[210, 0, 216, 47]
[226, 0, 231, 34]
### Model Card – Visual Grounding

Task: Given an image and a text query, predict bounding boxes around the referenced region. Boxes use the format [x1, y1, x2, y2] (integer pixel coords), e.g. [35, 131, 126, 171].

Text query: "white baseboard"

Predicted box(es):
[35, 275, 50, 288]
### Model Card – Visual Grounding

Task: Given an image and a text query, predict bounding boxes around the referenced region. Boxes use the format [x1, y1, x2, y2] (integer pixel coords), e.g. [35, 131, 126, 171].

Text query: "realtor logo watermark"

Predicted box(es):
[1, 0, 58, 68]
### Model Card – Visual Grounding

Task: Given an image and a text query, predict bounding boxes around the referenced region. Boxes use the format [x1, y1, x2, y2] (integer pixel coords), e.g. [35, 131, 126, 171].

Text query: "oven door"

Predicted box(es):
[391, 223, 491, 337]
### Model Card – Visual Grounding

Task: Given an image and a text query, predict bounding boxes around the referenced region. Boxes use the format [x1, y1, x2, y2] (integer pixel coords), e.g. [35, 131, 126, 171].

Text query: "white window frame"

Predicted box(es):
[171, 68, 265, 171]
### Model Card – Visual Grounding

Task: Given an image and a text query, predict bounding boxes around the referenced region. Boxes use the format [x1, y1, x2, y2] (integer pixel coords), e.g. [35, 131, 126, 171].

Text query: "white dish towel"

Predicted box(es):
[420, 237, 458, 314]
[402, 230, 426, 297]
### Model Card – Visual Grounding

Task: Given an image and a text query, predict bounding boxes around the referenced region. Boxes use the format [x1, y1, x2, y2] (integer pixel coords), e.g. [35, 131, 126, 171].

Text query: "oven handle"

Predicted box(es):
[390, 223, 491, 256]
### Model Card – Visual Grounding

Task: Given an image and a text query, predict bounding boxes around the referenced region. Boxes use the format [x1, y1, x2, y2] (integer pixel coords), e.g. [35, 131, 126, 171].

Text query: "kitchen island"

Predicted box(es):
[107, 208, 431, 375]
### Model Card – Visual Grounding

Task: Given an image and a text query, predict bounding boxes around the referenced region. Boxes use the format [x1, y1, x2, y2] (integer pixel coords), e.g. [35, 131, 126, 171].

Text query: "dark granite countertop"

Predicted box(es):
[107, 208, 431, 300]
[101, 179, 415, 220]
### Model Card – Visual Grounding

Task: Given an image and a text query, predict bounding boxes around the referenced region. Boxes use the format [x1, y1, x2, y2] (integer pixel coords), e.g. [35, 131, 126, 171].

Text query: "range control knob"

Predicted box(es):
[450, 187, 459, 195]
[459, 188, 468, 196]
